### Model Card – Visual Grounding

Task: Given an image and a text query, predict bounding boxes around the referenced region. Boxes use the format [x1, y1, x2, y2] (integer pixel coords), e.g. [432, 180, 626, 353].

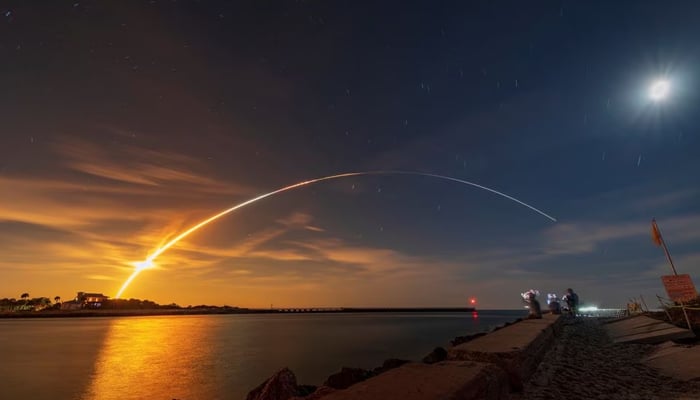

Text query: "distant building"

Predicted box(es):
[75, 292, 109, 308]
[60, 300, 82, 311]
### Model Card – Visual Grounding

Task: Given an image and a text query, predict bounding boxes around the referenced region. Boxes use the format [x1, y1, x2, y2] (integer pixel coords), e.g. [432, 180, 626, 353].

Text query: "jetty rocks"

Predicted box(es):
[248, 358, 412, 400]
[246, 368, 302, 400]
[323, 367, 373, 390]
[247, 314, 562, 400]
[421, 346, 448, 364]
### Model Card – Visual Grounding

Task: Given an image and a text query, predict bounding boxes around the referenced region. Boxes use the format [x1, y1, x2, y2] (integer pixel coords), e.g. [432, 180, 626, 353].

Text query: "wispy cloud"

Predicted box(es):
[643, 252, 700, 279]
[2, 133, 699, 308]
[541, 214, 700, 257]
[56, 136, 248, 191]
[0, 133, 256, 298]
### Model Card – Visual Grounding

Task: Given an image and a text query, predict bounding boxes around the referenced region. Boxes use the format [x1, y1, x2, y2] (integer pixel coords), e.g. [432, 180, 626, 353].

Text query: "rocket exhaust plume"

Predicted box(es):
[115, 170, 556, 298]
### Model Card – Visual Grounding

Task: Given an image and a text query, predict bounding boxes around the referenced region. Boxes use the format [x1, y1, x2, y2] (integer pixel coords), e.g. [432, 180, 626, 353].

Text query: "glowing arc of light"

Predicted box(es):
[115, 170, 557, 298]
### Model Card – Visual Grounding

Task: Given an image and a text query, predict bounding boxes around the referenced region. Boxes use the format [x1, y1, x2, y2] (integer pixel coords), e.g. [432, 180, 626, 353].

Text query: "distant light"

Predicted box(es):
[469, 298, 477, 305]
[649, 80, 670, 101]
[578, 306, 599, 312]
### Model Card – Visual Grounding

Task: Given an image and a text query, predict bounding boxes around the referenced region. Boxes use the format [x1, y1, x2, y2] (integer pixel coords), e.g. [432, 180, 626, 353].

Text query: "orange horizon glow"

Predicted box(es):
[114, 170, 556, 299]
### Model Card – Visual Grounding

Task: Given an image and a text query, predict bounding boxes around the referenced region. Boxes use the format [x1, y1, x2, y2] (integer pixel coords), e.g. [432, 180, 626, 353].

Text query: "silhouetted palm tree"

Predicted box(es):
[20, 293, 29, 304]
[54, 296, 61, 304]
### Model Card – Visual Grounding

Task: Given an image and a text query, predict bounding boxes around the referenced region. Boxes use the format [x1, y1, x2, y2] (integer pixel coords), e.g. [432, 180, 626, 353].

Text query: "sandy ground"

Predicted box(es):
[515, 318, 700, 400]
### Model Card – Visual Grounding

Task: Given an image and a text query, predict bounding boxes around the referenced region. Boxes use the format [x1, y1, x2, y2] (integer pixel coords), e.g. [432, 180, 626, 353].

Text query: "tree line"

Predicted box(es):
[0, 293, 181, 311]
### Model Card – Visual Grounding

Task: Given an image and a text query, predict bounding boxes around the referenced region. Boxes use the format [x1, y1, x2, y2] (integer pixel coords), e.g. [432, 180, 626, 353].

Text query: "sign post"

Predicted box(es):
[661, 274, 698, 303]
[652, 218, 694, 332]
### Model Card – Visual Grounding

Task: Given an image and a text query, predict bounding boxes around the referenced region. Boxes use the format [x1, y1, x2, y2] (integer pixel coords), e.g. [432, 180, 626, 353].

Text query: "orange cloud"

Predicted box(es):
[0, 133, 257, 300]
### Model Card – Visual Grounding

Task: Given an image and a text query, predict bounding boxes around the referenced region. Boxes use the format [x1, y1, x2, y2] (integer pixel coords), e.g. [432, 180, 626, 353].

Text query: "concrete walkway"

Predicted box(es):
[645, 342, 700, 381]
[517, 318, 700, 399]
[319, 315, 561, 400]
[604, 315, 694, 344]
[318, 361, 509, 400]
[449, 314, 561, 391]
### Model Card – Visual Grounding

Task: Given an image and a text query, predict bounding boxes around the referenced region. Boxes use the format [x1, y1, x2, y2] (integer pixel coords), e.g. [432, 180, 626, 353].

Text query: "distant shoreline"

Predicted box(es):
[0, 307, 477, 319]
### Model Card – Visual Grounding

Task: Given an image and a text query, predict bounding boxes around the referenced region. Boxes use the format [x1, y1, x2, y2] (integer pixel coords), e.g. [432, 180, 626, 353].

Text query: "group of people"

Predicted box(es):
[522, 288, 579, 319]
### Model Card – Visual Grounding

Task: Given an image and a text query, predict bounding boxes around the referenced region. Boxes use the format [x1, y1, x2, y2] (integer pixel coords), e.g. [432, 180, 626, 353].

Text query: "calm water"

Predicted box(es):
[0, 310, 523, 400]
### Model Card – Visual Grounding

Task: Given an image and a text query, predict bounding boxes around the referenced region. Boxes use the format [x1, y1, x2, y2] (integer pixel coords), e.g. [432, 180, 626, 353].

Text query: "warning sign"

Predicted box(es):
[661, 274, 698, 303]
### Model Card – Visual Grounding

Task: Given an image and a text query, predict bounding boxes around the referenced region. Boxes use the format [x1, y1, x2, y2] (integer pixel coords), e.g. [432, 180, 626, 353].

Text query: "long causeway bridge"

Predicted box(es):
[271, 307, 477, 313]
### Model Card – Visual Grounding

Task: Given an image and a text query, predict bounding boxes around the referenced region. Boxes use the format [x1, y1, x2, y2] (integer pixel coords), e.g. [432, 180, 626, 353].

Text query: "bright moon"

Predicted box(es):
[649, 80, 670, 101]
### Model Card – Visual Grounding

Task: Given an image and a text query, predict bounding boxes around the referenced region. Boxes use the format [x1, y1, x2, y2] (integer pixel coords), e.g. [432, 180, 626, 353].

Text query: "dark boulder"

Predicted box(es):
[450, 332, 487, 346]
[422, 347, 447, 364]
[289, 386, 336, 400]
[323, 367, 374, 389]
[372, 358, 410, 375]
[296, 385, 317, 397]
[246, 367, 299, 400]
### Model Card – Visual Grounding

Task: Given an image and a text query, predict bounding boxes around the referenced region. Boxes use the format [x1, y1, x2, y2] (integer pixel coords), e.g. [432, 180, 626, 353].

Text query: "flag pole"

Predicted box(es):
[653, 218, 678, 275]
[652, 218, 692, 332]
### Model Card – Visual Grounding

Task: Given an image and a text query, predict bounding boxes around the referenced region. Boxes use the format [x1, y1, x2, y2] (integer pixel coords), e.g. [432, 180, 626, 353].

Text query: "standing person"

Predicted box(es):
[564, 288, 579, 316]
[528, 292, 542, 319]
[547, 293, 561, 314]
[522, 290, 542, 319]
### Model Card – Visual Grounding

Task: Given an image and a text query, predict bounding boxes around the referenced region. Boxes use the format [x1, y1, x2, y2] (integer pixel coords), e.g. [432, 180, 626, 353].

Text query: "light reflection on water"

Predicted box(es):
[82, 316, 218, 400]
[0, 311, 523, 400]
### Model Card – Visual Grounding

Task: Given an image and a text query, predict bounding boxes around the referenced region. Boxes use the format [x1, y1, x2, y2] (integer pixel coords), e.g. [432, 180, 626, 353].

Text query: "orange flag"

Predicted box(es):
[651, 219, 663, 247]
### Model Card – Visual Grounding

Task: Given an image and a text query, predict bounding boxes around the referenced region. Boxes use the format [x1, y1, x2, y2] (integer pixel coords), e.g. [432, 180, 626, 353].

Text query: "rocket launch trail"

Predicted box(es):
[115, 170, 556, 298]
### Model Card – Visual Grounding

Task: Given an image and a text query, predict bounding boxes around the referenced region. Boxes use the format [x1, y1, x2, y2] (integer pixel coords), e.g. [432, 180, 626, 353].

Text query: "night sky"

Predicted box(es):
[1, 1, 699, 308]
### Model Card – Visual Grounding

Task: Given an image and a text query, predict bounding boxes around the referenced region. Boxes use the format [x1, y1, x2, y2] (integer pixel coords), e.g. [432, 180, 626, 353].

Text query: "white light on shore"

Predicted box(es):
[649, 80, 670, 101]
[578, 306, 599, 312]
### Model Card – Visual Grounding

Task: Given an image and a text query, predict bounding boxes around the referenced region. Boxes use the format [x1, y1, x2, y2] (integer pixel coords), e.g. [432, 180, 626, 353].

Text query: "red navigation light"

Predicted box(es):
[469, 298, 477, 305]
